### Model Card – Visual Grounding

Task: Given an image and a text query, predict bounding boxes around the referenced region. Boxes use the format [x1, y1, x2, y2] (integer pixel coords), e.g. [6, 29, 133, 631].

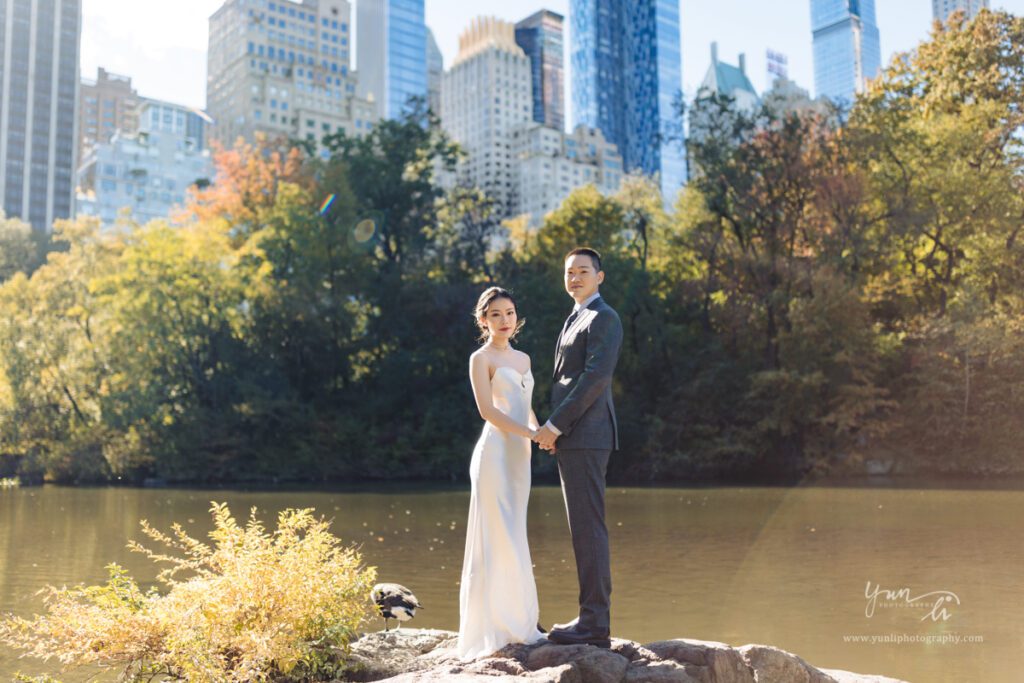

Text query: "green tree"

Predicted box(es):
[0, 212, 41, 283]
[0, 218, 119, 482]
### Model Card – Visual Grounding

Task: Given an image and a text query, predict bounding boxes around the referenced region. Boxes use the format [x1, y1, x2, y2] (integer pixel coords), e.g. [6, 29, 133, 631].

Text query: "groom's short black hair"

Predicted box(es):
[565, 247, 602, 272]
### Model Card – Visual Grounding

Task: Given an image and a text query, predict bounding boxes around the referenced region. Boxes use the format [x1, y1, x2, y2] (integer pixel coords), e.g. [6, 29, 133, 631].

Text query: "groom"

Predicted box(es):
[534, 247, 623, 648]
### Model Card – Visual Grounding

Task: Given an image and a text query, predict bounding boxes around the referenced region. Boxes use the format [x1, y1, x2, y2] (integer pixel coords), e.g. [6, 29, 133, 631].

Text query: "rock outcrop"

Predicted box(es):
[338, 629, 907, 683]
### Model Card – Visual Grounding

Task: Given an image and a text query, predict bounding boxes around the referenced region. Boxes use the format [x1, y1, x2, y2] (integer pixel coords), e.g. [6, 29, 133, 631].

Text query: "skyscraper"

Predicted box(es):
[207, 0, 377, 151]
[77, 100, 214, 227]
[510, 122, 622, 226]
[571, 0, 685, 203]
[688, 43, 761, 179]
[694, 43, 760, 112]
[79, 68, 140, 166]
[426, 27, 442, 116]
[932, 0, 989, 22]
[514, 10, 565, 131]
[810, 0, 882, 104]
[441, 17, 532, 210]
[355, 0, 428, 119]
[0, 0, 81, 233]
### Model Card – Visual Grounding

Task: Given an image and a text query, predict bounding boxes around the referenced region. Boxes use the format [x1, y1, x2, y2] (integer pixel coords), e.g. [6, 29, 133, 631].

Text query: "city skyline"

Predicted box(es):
[81, 0, 1024, 115]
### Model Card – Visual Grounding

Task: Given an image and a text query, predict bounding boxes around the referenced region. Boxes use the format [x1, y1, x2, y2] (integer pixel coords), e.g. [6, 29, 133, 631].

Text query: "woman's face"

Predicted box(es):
[482, 297, 517, 342]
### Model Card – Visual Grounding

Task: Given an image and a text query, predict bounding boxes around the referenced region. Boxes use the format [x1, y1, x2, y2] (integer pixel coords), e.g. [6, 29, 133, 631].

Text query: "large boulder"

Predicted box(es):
[334, 629, 909, 683]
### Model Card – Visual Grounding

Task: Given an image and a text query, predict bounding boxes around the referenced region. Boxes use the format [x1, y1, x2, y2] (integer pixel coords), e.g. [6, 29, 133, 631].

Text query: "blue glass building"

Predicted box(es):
[514, 10, 565, 131]
[571, 0, 686, 202]
[810, 0, 881, 104]
[356, 0, 427, 119]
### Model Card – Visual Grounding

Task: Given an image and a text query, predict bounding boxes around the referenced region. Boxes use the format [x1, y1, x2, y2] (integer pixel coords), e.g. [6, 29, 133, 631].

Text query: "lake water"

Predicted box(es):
[1, 482, 1021, 682]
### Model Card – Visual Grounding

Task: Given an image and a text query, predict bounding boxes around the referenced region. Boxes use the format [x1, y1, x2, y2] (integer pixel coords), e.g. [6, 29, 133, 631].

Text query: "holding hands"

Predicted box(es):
[531, 424, 558, 453]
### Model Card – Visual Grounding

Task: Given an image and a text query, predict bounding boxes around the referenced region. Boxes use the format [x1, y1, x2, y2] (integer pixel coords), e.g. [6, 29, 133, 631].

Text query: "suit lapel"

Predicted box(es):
[553, 297, 602, 379]
[553, 313, 571, 378]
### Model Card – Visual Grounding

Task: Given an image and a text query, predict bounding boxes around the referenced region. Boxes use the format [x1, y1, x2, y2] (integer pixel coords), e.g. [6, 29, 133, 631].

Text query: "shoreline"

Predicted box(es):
[339, 628, 909, 683]
[5, 472, 1024, 492]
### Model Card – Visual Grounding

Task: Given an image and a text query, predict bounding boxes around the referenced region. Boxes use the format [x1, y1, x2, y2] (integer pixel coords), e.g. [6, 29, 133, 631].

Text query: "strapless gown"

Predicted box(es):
[457, 366, 544, 661]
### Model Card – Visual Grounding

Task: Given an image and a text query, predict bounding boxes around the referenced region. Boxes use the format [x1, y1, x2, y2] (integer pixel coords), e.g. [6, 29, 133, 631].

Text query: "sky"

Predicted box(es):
[82, 0, 1024, 119]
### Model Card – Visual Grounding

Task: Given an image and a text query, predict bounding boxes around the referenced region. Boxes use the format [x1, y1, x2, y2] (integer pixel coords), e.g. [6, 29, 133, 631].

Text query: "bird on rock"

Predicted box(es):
[371, 583, 424, 631]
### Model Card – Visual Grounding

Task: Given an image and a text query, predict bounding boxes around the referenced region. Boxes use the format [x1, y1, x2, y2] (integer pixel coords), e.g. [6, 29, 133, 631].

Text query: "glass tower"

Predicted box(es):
[356, 0, 427, 119]
[0, 0, 81, 233]
[425, 27, 442, 115]
[571, 0, 685, 202]
[810, 0, 881, 104]
[514, 10, 565, 131]
[932, 0, 989, 22]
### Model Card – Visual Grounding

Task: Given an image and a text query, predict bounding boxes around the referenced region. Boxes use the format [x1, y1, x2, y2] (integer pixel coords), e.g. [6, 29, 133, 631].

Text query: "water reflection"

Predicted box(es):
[1, 483, 1021, 682]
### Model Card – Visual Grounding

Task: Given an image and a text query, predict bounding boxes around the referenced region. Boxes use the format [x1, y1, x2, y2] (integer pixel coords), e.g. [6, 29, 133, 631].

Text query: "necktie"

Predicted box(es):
[563, 309, 580, 334]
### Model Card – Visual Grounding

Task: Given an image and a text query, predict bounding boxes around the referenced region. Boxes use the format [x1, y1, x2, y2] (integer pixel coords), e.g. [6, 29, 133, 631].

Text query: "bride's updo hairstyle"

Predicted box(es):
[474, 286, 526, 344]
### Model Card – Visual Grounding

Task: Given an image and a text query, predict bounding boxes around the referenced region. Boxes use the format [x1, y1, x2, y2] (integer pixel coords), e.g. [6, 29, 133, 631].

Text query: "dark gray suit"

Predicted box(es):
[548, 295, 623, 633]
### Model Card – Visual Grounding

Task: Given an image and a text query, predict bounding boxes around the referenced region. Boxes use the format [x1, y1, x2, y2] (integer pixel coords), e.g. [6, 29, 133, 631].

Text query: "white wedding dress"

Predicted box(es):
[457, 366, 544, 661]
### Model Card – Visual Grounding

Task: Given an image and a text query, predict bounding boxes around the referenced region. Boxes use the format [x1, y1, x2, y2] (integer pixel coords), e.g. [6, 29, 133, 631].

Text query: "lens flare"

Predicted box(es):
[353, 218, 376, 243]
[318, 193, 336, 216]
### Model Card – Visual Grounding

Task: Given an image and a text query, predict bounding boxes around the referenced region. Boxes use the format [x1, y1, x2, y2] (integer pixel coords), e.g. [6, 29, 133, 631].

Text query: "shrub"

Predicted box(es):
[0, 503, 377, 682]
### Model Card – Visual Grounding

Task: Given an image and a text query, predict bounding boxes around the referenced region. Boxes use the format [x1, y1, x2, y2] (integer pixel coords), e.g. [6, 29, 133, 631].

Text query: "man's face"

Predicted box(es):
[564, 254, 604, 302]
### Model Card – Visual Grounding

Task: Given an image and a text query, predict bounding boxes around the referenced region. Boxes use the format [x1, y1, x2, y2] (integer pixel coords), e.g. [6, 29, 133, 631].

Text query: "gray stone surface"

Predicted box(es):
[334, 629, 909, 683]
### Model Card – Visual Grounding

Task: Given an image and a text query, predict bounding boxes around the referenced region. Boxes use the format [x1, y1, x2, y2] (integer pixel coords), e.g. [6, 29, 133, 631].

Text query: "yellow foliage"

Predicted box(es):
[0, 503, 377, 682]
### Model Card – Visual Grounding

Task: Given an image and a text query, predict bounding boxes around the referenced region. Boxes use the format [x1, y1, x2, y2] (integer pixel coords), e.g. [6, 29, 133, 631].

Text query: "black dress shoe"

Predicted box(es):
[551, 617, 579, 631]
[547, 624, 611, 648]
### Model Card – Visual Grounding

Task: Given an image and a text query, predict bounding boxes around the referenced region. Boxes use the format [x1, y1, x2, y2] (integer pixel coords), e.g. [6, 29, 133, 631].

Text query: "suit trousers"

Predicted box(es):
[555, 447, 612, 632]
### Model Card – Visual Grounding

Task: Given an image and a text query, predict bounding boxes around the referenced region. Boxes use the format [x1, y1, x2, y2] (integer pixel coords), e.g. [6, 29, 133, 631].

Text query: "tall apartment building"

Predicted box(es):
[207, 0, 377, 151]
[932, 0, 988, 22]
[355, 0, 427, 119]
[0, 0, 80, 233]
[810, 0, 881, 104]
[689, 43, 761, 179]
[426, 27, 442, 116]
[441, 17, 532, 211]
[571, 0, 686, 204]
[511, 122, 622, 226]
[694, 43, 759, 112]
[79, 67, 140, 163]
[77, 100, 213, 226]
[514, 10, 565, 131]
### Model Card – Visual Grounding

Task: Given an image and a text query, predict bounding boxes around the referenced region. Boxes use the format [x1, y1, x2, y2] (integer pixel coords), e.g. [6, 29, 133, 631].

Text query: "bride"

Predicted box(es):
[457, 286, 546, 661]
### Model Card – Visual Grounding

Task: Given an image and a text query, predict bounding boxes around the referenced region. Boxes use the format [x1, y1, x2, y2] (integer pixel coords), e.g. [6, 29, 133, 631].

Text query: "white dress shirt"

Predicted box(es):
[544, 291, 601, 436]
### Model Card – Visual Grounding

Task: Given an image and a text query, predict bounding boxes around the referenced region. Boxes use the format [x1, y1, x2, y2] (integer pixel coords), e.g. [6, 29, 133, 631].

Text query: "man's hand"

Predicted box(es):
[533, 425, 559, 450]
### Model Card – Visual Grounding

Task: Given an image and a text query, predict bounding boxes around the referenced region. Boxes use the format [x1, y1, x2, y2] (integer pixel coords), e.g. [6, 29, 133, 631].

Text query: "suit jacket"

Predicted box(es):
[549, 295, 623, 451]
